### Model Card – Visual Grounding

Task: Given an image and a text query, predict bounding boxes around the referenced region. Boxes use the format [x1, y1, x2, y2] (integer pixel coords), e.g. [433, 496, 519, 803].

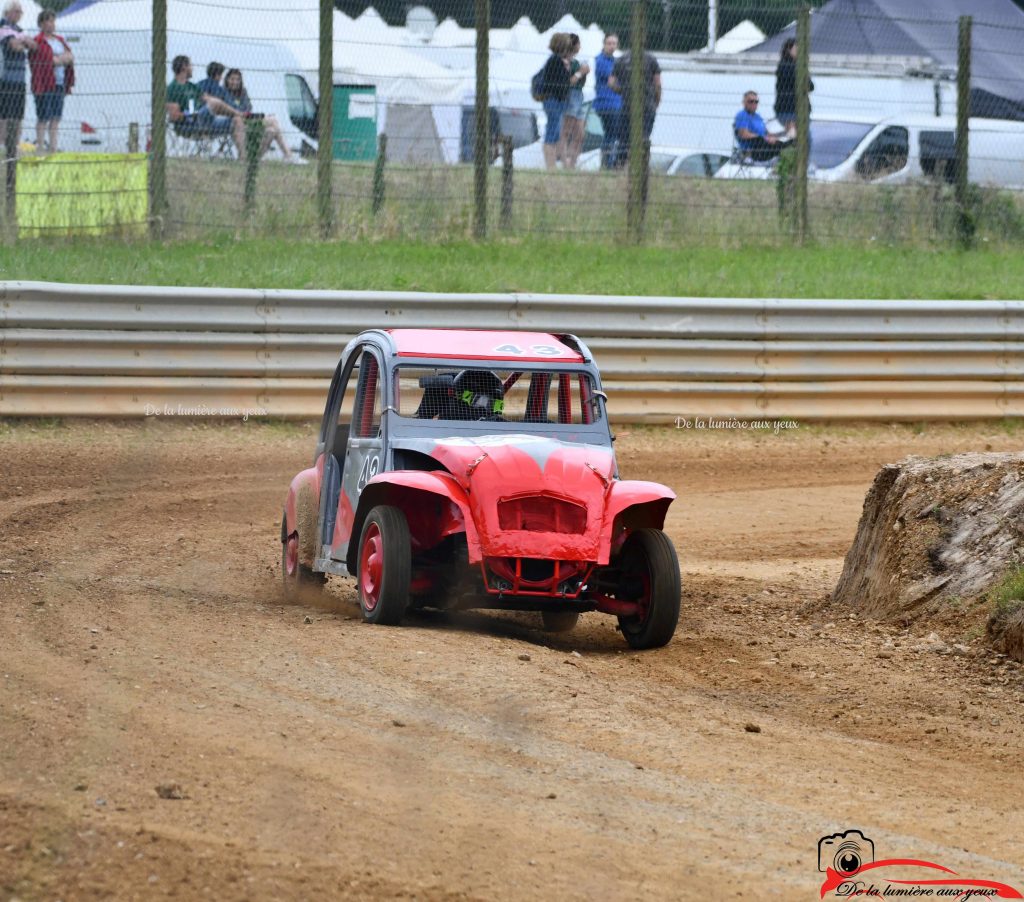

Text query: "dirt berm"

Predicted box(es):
[833, 452, 1024, 659]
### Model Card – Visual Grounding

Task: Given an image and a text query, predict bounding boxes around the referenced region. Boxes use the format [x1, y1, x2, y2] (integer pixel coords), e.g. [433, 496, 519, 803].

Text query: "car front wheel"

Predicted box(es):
[615, 528, 681, 650]
[358, 506, 412, 625]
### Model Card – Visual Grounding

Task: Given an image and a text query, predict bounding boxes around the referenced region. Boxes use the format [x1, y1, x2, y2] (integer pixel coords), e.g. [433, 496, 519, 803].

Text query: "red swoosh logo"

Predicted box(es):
[820, 859, 1023, 899]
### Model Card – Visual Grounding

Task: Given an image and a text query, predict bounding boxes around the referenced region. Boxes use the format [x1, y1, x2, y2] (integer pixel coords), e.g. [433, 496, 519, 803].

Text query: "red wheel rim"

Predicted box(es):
[285, 533, 299, 578]
[359, 522, 383, 612]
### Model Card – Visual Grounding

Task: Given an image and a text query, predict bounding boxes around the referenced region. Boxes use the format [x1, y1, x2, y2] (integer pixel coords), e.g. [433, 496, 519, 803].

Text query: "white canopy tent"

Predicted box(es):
[700, 20, 766, 54]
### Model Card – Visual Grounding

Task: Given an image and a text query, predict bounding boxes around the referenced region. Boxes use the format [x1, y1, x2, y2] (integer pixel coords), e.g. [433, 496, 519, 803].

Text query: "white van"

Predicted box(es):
[715, 115, 1024, 189]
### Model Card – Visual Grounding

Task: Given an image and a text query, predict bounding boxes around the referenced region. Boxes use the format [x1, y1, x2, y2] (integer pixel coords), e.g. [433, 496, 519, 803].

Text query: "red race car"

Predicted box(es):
[281, 328, 681, 649]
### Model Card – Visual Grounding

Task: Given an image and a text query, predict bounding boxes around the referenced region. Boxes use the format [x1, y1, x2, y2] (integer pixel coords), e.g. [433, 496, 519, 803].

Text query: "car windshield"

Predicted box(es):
[395, 366, 602, 425]
[809, 121, 875, 170]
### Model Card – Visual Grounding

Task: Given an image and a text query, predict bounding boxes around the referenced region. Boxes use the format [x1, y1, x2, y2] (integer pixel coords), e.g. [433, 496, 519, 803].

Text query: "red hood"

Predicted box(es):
[397, 434, 617, 559]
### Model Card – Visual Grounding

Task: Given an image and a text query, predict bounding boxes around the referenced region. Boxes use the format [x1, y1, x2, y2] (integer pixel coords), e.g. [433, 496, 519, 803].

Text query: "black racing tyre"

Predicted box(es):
[541, 610, 580, 633]
[281, 516, 326, 601]
[357, 506, 412, 626]
[615, 528, 681, 650]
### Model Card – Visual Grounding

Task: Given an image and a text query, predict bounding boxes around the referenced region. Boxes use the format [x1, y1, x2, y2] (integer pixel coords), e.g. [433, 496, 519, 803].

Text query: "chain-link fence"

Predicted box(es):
[1, 0, 1023, 246]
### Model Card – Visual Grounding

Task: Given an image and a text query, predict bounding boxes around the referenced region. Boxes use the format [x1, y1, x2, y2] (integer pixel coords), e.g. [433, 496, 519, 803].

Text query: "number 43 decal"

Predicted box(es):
[356, 454, 380, 492]
[494, 344, 561, 356]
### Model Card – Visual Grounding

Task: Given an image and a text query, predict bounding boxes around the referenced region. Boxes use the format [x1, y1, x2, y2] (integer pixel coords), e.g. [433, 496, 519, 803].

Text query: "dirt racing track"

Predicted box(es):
[2, 421, 1023, 900]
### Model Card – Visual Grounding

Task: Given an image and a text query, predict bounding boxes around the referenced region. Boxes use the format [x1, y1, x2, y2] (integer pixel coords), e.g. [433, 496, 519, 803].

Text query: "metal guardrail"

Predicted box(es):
[2, 281, 1023, 421]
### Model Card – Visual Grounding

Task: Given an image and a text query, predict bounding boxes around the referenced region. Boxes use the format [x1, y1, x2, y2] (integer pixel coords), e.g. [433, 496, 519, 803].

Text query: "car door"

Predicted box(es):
[316, 346, 384, 564]
[329, 348, 384, 561]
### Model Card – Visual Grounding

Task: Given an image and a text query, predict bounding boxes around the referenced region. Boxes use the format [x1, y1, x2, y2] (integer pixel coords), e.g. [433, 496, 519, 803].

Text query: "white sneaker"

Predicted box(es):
[286, 156, 309, 165]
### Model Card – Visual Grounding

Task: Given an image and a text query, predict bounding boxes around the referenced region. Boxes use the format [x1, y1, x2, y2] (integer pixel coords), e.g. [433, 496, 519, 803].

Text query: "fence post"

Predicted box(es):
[794, 6, 810, 246]
[128, 122, 139, 153]
[626, 0, 647, 244]
[243, 119, 264, 215]
[372, 133, 387, 216]
[500, 134, 513, 231]
[317, 0, 333, 239]
[3, 124, 16, 238]
[473, 0, 490, 240]
[149, 0, 167, 238]
[956, 14, 974, 248]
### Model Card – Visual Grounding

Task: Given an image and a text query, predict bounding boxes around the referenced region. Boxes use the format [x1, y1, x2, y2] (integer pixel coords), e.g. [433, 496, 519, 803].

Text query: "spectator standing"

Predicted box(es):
[539, 32, 571, 171]
[609, 47, 661, 159]
[223, 68, 297, 162]
[559, 33, 589, 170]
[774, 38, 813, 137]
[196, 61, 228, 103]
[0, 0, 34, 156]
[30, 9, 73, 154]
[165, 54, 246, 159]
[593, 32, 623, 169]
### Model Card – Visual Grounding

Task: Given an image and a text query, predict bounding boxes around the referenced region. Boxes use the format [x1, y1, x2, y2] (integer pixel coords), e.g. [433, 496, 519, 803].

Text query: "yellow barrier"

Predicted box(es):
[16, 153, 148, 237]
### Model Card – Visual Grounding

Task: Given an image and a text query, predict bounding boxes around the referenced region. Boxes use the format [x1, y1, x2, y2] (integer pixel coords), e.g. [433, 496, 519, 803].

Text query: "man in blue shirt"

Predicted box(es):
[196, 61, 228, 103]
[733, 90, 784, 161]
[593, 33, 624, 169]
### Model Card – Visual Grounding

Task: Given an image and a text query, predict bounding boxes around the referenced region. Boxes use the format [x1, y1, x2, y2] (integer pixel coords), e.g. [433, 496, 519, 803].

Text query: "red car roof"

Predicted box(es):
[386, 329, 584, 363]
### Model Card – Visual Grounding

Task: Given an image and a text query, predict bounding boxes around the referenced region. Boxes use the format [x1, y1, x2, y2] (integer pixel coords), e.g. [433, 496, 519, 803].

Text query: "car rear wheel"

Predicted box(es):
[281, 517, 326, 601]
[615, 528, 680, 650]
[541, 610, 580, 633]
[358, 506, 411, 625]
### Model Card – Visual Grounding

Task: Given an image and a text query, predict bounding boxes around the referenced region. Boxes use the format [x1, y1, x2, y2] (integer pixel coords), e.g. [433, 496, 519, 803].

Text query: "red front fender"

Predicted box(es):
[598, 480, 675, 563]
[348, 470, 483, 572]
[283, 455, 324, 567]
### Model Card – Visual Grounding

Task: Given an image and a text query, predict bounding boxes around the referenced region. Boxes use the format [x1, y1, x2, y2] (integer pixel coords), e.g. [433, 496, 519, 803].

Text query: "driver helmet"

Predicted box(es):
[455, 369, 505, 417]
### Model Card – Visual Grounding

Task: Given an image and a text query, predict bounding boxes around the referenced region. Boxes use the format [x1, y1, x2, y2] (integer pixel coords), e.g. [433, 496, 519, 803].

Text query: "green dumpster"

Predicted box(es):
[332, 84, 377, 161]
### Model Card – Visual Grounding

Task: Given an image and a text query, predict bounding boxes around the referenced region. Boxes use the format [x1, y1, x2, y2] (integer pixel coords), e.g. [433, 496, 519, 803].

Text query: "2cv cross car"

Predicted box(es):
[280, 329, 681, 649]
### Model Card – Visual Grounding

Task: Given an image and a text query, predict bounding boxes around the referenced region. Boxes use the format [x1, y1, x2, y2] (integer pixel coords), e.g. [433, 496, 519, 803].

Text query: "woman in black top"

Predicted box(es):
[540, 32, 571, 170]
[774, 38, 813, 137]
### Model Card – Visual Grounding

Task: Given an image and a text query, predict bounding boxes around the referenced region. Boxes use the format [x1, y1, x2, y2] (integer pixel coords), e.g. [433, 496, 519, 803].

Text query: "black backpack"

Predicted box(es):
[530, 67, 547, 102]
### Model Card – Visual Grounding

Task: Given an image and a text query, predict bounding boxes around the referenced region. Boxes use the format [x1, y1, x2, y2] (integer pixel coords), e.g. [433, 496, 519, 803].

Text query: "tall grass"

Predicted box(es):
[165, 157, 1024, 249]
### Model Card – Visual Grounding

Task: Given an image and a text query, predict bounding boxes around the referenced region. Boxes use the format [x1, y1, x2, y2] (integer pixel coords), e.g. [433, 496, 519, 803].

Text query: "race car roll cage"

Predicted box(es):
[311, 329, 614, 469]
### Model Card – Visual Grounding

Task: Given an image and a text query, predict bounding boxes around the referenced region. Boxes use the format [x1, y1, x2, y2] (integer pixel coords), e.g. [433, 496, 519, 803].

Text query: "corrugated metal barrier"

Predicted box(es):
[2, 281, 1023, 421]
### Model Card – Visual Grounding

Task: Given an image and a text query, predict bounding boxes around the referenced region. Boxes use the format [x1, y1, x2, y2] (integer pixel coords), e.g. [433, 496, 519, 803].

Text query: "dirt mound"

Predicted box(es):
[833, 452, 1024, 656]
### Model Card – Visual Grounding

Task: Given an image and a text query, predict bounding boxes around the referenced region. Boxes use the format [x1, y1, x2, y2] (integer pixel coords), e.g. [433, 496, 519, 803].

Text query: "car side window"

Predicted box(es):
[920, 130, 957, 184]
[856, 126, 909, 180]
[351, 351, 383, 439]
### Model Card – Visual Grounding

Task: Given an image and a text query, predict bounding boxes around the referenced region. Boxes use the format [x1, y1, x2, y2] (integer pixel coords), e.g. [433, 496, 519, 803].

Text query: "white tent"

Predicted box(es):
[702, 20, 766, 54]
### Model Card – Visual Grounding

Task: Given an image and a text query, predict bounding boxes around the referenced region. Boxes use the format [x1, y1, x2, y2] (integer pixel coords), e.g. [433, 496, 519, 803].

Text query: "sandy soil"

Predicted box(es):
[2, 419, 1023, 901]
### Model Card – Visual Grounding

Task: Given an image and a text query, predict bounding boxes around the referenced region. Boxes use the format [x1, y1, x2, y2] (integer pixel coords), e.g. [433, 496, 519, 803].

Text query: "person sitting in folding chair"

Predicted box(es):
[733, 90, 787, 163]
[165, 54, 245, 160]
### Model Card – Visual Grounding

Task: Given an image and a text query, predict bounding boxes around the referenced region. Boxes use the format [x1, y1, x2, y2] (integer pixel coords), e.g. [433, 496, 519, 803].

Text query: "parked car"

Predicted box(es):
[576, 146, 730, 176]
[459, 104, 539, 163]
[281, 328, 682, 649]
[715, 114, 1024, 188]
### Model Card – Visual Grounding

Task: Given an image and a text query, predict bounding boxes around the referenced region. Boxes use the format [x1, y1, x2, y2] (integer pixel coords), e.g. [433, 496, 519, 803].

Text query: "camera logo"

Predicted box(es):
[818, 829, 875, 876]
